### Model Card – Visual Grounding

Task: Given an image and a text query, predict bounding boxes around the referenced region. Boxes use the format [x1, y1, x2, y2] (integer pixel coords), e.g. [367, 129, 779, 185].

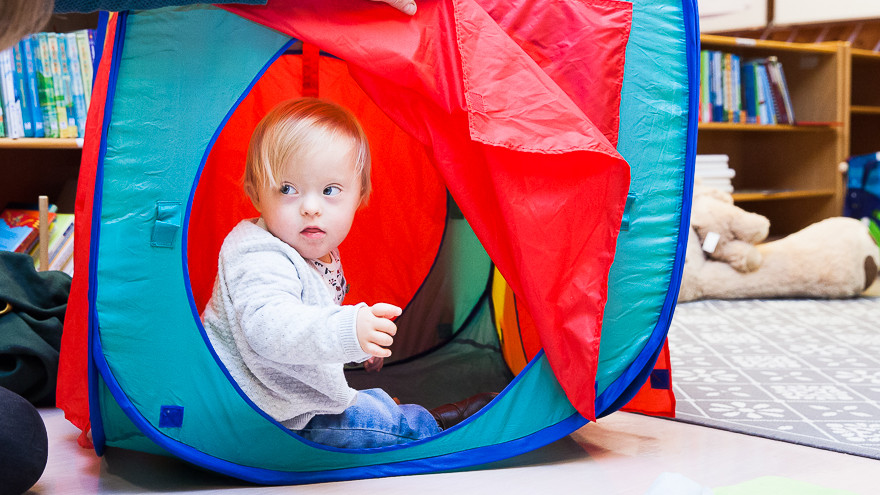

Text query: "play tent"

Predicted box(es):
[56, 0, 698, 484]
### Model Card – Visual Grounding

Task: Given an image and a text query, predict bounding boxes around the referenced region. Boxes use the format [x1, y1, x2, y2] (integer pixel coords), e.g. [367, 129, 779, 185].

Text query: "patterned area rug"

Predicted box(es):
[669, 296, 880, 459]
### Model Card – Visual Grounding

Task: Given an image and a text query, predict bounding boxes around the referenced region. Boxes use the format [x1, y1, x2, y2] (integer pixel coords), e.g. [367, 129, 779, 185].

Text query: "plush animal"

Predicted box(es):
[679, 186, 880, 302]
[689, 184, 770, 273]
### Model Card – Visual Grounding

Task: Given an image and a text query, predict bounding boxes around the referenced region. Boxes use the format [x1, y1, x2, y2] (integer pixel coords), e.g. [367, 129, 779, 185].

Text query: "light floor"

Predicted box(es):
[31, 408, 879, 494]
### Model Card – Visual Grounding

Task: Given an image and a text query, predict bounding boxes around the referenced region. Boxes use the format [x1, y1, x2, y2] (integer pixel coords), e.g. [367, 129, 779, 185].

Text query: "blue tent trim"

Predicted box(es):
[594, 0, 699, 417]
[88, 10, 130, 456]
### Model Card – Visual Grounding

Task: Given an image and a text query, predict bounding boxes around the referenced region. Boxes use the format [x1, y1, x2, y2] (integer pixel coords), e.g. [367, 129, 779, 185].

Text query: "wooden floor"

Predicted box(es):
[32, 408, 879, 494]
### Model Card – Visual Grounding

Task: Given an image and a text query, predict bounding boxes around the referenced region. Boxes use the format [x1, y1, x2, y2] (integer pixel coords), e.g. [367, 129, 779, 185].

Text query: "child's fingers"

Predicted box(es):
[369, 329, 394, 348]
[372, 317, 397, 336]
[370, 303, 402, 319]
[363, 341, 392, 358]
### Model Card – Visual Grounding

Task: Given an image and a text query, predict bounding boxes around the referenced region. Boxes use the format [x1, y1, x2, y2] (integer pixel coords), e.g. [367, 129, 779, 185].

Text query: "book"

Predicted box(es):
[18, 37, 45, 137]
[34, 213, 74, 270]
[64, 33, 87, 138]
[34, 33, 60, 138]
[755, 61, 776, 125]
[0, 48, 25, 138]
[740, 61, 758, 124]
[46, 33, 73, 138]
[0, 90, 5, 137]
[765, 56, 795, 125]
[49, 232, 74, 272]
[711, 51, 724, 122]
[12, 44, 34, 137]
[700, 50, 711, 123]
[55, 34, 79, 138]
[0, 208, 57, 253]
[75, 30, 93, 108]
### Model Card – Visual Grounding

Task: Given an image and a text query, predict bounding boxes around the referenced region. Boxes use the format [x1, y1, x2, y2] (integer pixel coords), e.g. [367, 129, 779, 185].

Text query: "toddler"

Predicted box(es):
[202, 98, 491, 449]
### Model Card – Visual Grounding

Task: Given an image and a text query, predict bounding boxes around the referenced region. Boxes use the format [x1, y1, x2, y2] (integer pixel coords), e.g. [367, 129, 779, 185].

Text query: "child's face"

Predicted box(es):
[258, 137, 362, 263]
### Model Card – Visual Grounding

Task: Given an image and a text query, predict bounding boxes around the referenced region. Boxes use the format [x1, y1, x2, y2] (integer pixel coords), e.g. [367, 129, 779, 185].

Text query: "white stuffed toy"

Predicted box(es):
[679, 185, 880, 302]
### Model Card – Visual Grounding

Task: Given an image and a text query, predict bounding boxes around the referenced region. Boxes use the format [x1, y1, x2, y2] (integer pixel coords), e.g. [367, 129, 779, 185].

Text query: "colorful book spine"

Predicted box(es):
[0, 48, 25, 138]
[740, 61, 758, 124]
[0, 94, 5, 137]
[730, 54, 742, 123]
[64, 33, 88, 138]
[12, 44, 34, 137]
[34, 34, 60, 138]
[75, 30, 93, 108]
[756, 62, 776, 125]
[700, 50, 711, 123]
[18, 37, 45, 137]
[55, 34, 79, 138]
[711, 51, 724, 123]
[46, 33, 73, 138]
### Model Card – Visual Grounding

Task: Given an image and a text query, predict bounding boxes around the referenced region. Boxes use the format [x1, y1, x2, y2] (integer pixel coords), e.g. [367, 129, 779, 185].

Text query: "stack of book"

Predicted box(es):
[0, 29, 96, 139]
[699, 50, 795, 125]
[1, 205, 75, 275]
[695, 154, 735, 193]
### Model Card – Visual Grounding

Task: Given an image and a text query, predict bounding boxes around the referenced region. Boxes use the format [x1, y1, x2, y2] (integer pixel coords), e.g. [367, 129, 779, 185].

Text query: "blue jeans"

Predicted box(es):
[297, 389, 441, 449]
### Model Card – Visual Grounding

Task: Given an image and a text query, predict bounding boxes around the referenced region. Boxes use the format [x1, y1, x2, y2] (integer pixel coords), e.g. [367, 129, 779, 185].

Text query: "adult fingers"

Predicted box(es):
[371, 0, 417, 15]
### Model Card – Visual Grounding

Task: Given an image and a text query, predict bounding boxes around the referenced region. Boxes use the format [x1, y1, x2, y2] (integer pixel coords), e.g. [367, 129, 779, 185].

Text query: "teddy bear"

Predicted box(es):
[678, 184, 880, 302]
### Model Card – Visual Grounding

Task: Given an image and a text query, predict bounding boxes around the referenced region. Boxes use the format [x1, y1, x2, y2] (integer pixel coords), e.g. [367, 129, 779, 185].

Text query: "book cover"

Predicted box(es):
[75, 30, 93, 108]
[0, 87, 5, 137]
[55, 34, 79, 138]
[64, 33, 87, 138]
[775, 62, 795, 124]
[0, 208, 57, 254]
[768, 57, 795, 124]
[740, 61, 758, 124]
[700, 50, 711, 123]
[722, 52, 732, 122]
[18, 37, 45, 137]
[46, 33, 73, 138]
[731, 54, 742, 123]
[34, 33, 60, 138]
[34, 213, 74, 270]
[12, 44, 34, 137]
[0, 48, 25, 138]
[756, 62, 776, 125]
[711, 51, 724, 123]
[764, 57, 790, 125]
[49, 232, 74, 272]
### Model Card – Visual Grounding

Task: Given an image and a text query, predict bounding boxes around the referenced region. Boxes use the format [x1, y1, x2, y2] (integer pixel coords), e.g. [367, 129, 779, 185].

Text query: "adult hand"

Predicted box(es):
[356, 303, 402, 358]
[372, 0, 417, 15]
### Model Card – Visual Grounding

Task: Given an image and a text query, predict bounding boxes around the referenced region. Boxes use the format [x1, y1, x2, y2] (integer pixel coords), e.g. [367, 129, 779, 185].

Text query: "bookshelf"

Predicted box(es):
[0, 13, 97, 215]
[850, 48, 880, 156]
[698, 34, 849, 236]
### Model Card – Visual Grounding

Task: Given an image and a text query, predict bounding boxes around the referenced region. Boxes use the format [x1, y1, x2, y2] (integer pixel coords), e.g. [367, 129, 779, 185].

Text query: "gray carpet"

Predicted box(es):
[669, 297, 880, 459]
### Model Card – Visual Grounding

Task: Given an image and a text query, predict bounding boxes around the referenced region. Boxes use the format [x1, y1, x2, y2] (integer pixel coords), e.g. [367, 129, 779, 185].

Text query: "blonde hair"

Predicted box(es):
[0, 0, 54, 51]
[244, 98, 371, 209]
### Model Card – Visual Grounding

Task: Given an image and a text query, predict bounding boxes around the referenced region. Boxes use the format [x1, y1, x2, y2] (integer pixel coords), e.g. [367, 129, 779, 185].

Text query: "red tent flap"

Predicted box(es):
[225, 0, 631, 420]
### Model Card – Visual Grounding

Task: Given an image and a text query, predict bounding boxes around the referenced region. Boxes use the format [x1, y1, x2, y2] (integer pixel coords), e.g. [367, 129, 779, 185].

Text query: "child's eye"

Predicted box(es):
[323, 185, 341, 196]
[280, 184, 297, 195]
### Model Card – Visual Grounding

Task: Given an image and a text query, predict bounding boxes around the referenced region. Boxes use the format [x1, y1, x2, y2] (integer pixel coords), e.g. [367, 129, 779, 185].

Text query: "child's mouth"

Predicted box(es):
[301, 227, 325, 238]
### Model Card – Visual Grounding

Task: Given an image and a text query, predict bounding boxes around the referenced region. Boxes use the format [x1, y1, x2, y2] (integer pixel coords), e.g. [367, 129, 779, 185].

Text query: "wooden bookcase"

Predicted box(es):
[850, 47, 880, 157]
[0, 13, 97, 214]
[698, 35, 849, 236]
[0, 139, 81, 213]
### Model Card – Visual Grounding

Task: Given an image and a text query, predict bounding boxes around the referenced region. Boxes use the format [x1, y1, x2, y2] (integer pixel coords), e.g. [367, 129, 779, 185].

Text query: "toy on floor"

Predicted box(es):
[679, 184, 880, 302]
[0, 386, 48, 495]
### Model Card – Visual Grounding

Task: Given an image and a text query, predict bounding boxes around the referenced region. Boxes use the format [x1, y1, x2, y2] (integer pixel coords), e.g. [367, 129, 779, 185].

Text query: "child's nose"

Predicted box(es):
[301, 194, 321, 216]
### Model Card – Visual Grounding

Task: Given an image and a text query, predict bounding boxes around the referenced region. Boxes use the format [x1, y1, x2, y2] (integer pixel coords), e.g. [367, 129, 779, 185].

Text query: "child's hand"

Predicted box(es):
[356, 303, 402, 359]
